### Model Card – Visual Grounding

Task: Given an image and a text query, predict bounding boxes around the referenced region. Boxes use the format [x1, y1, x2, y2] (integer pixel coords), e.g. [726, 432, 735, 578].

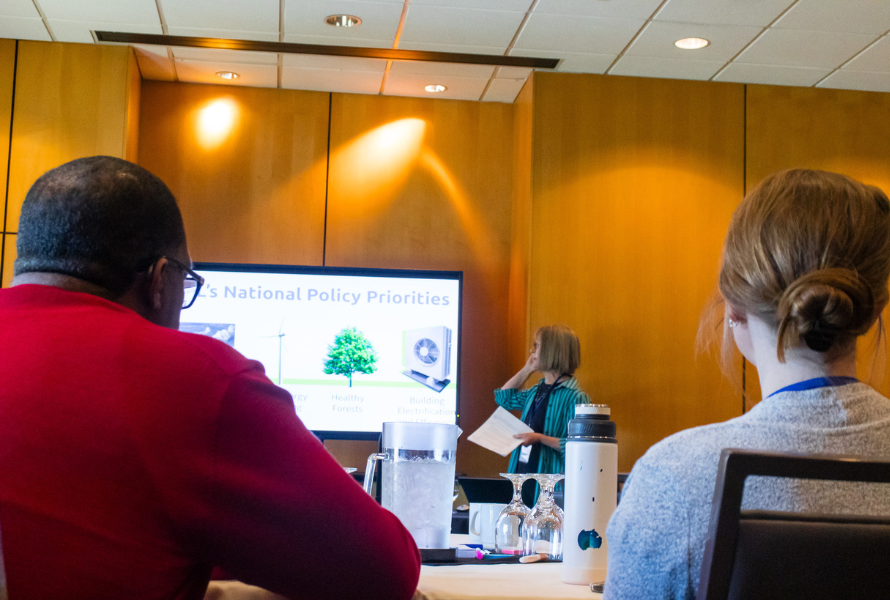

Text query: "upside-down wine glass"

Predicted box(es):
[494, 473, 530, 554]
[522, 473, 565, 560]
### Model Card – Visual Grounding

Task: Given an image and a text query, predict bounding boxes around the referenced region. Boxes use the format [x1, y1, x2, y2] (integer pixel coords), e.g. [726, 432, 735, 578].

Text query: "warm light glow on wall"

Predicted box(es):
[195, 98, 240, 150]
[419, 149, 498, 270]
[329, 118, 427, 211]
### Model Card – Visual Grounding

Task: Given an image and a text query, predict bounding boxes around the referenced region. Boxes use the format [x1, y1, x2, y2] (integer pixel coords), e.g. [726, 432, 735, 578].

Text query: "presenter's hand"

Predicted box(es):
[522, 352, 537, 374]
[513, 432, 542, 446]
[500, 354, 538, 390]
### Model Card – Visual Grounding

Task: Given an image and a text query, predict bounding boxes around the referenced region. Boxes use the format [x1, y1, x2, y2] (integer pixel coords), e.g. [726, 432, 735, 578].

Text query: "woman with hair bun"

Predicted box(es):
[604, 169, 890, 599]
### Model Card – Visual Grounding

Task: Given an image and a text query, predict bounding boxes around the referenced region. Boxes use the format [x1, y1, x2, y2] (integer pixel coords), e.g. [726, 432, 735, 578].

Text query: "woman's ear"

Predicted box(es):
[726, 305, 747, 326]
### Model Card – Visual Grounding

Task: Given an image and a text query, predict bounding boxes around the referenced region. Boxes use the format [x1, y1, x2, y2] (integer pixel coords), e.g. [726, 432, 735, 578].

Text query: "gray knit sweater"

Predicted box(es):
[603, 382, 890, 599]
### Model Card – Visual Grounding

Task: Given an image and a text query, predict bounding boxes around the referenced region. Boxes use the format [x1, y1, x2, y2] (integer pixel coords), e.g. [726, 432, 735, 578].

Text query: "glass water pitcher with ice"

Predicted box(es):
[364, 422, 462, 549]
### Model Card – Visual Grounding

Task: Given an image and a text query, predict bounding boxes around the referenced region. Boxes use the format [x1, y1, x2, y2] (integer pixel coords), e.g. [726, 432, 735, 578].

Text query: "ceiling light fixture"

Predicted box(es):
[325, 14, 361, 27]
[216, 71, 240, 80]
[675, 37, 710, 50]
[425, 84, 447, 93]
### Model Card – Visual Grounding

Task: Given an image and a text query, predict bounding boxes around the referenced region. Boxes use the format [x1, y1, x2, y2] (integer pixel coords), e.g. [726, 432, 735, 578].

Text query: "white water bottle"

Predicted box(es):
[562, 404, 617, 585]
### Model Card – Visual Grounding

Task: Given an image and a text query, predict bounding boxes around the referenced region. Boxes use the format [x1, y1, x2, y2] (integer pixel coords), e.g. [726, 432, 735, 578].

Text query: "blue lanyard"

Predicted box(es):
[766, 376, 859, 399]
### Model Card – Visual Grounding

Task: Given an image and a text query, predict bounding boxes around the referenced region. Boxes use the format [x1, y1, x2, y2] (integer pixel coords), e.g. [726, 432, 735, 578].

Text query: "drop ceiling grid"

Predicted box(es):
[0, 0, 887, 100]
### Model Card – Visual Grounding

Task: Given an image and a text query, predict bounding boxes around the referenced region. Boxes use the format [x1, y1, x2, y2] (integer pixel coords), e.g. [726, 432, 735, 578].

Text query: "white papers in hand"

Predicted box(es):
[468, 407, 533, 456]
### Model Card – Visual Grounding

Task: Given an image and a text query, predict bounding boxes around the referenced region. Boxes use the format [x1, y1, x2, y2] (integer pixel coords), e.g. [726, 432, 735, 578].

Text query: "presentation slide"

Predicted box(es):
[180, 267, 460, 435]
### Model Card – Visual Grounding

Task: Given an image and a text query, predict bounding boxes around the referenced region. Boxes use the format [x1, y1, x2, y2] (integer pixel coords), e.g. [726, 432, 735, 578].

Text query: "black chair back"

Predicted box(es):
[697, 449, 890, 600]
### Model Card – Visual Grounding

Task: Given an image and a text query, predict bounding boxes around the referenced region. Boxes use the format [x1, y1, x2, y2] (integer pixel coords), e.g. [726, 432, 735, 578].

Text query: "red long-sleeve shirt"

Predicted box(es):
[0, 284, 420, 600]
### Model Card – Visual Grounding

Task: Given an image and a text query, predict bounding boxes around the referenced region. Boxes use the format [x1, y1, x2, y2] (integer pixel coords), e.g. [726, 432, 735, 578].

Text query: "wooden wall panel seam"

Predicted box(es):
[0, 41, 18, 287]
[2, 41, 17, 238]
[323, 92, 332, 267]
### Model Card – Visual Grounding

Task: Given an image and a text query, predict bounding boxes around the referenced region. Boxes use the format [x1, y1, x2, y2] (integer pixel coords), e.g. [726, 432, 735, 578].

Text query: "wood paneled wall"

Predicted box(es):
[507, 79, 534, 373]
[324, 94, 514, 475]
[746, 84, 890, 403]
[526, 73, 746, 471]
[138, 82, 329, 266]
[6, 42, 139, 232]
[137, 87, 515, 475]
[1, 41, 140, 287]
[0, 40, 15, 288]
[14, 40, 890, 474]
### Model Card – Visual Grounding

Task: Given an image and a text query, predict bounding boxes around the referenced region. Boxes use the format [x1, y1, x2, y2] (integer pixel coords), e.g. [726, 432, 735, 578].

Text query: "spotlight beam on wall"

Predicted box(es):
[195, 98, 239, 150]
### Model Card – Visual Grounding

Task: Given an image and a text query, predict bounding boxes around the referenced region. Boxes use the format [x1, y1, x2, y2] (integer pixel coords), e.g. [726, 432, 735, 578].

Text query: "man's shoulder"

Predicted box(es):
[133, 321, 263, 380]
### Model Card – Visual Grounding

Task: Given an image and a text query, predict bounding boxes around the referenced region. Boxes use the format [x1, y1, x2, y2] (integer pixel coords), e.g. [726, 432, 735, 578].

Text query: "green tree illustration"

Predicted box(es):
[323, 327, 379, 387]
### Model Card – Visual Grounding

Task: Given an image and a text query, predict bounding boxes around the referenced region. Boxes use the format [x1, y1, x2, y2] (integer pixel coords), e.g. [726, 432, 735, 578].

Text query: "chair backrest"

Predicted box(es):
[697, 449, 890, 600]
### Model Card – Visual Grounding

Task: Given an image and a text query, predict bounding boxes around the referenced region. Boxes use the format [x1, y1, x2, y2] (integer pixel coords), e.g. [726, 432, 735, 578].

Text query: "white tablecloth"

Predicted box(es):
[203, 535, 603, 600]
[204, 562, 602, 600]
[415, 562, 601, 600]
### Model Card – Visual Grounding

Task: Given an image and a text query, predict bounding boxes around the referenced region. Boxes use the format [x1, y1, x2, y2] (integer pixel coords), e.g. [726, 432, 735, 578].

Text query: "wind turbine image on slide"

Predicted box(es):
[260, 318, 287, 385]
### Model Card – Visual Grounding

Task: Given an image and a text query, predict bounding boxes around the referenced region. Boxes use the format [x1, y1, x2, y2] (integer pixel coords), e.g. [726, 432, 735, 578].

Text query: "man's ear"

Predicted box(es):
[148, 258, 170, 311]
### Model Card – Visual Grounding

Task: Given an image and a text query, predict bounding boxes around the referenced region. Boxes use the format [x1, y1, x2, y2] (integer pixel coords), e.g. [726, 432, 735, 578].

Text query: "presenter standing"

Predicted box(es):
[495, 325, 591, 476]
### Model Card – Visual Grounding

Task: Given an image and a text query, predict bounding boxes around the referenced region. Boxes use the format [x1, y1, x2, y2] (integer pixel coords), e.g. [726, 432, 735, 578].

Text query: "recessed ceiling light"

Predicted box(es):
[675, 37, 710, 50]
[325, 14, 361, 27]
[425, 84, 447, 93]
[216, 71, 240, 80]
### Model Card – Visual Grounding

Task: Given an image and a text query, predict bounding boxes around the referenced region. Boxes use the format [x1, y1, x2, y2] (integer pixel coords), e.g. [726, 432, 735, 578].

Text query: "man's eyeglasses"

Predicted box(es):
[141, 256, 205, 309]
[164, 257, 204, 309]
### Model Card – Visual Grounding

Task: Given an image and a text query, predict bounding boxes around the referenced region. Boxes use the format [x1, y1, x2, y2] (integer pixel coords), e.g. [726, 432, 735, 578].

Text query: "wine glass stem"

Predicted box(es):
[512, 482, 523, 503]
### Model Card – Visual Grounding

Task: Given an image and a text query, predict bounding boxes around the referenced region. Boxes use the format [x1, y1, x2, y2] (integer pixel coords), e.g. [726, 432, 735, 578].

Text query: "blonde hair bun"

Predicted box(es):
[777, 268, 875, 355]
[718, 169, 890, 363]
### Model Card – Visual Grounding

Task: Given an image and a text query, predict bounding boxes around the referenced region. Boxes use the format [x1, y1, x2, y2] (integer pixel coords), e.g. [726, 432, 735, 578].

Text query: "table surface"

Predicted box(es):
[203, 535, 603, 600]
[415, 562, 602, 600]
[204, 563, 602, 600]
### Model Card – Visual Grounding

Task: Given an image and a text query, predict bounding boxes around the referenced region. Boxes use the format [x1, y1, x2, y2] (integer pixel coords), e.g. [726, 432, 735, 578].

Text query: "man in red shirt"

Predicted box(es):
[0, 156, 421, 600]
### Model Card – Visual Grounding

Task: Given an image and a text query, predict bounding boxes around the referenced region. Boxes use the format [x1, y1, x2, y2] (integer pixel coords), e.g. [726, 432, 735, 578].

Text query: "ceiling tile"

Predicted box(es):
[609, 55, 724, 80]
[50, 20, 162, 44]
[398, 41, 505, 55]
[282, 33, 391, 48]
[713, 63, 830, 86]
[514, 13, 645, 54]
[166, 26, 280, 42]
[389, 60, 495, 79]
[400, 5, 525, 48]
[534, 0, 663, 19]
[844, 36, 890, 73]
[510, 47, 616, 73]
[174, 59, 278, 87]
[736, 28, 876, 69]
[626, 21, 762, 62]
[1, 0, 42, 19]
[411, 0, 532, 10]
[383, 71, 488, 100]
[817, 69, 890, 93]
[0, 18, 51, 41]
[496, 65, 532, 79]
[283, 0, 402, 41]
[281, 66, 383, 94]
[172, 47, 278, 65]
[483, 77, 526, 103]
[39, 0, 159, 25]
[161, 0, 279, 33]
[134, 45, 176, 81]
[655, 0, 795, 27]
[774, 0, 890, 35]
[282, 54, 386, 72]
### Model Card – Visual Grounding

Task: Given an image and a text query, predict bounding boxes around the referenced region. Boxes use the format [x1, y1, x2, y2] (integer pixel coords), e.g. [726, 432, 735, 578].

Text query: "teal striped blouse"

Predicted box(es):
[494, 377, 591, 475]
